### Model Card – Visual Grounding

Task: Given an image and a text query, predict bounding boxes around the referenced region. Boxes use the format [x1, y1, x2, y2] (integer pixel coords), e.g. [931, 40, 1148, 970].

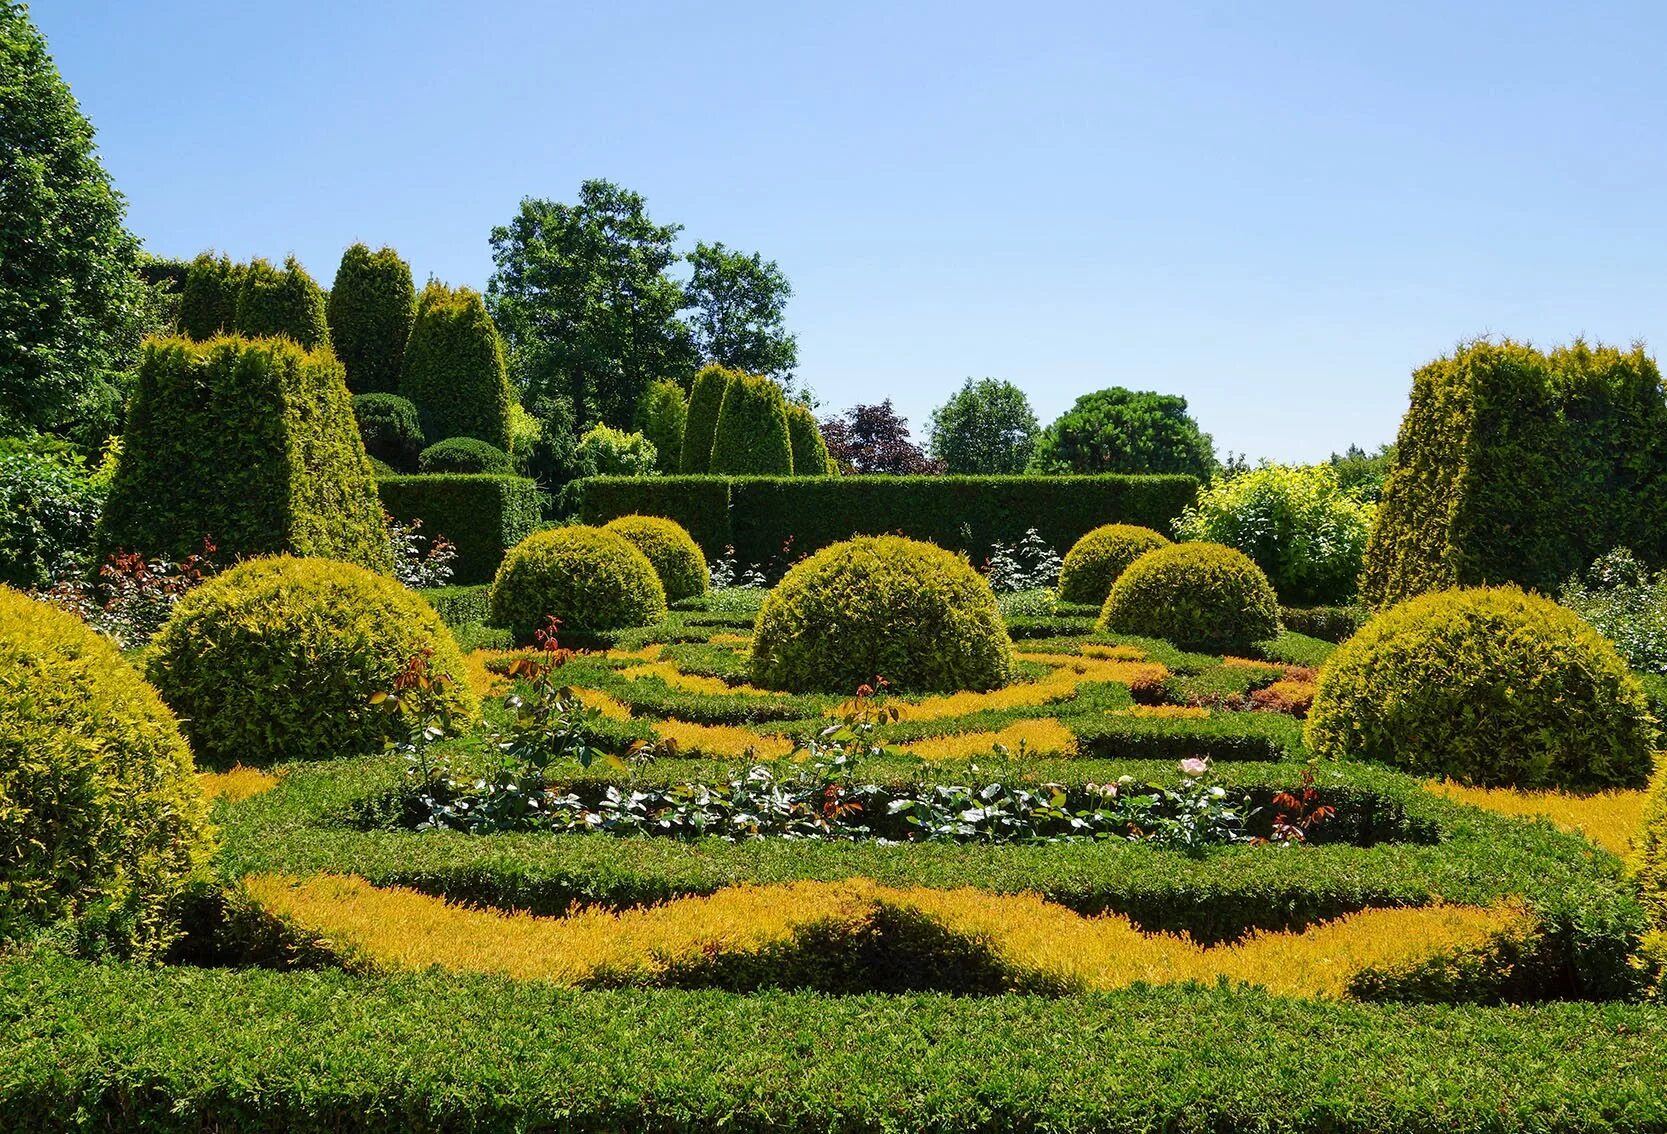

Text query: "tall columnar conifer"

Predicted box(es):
[327, 244, 416, 394]
[635, 379, 688, 474]
[179, 252, 244, 340]
[679, 363, 731, 473]
[400, 281, 513, 451]
[234, 256, 331, 350]
[709, 371, 794, 475]
[785, 401, 831, 477]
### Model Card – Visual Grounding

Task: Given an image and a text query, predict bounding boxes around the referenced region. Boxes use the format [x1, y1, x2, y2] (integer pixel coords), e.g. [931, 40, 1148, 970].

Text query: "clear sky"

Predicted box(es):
[36, 1, 1667, 462]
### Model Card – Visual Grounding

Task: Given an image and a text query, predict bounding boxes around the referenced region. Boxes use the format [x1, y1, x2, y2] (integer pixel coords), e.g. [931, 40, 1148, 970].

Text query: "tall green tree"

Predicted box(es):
[684, 241, 797, 379]
[1030, 388, 1215, 479]
[634, 379, 688, 474]
[679, 363, 731, 473]
[487, 180, 693, 433]
[400, 282, 513, 451]
[710, 372, 793, 475]
[0, 1, 149, 437]
[929, 377, 1038, 474]
[327, 244, 416, 394]
[235, 256, 330, 350]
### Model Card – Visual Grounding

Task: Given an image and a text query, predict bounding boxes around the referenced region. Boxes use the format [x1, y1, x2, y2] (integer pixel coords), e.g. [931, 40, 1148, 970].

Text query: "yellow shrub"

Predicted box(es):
[1425, 779, 1649, 858]
[198, 765, 280, 803]
[573, 687, 633, 721]
[889, 655, 1168, 722]
[904, 718, 1077, 761]
[1081, 644, 1147, 661]
[655, 719, 796, 760]
[619, 661, 774, 698]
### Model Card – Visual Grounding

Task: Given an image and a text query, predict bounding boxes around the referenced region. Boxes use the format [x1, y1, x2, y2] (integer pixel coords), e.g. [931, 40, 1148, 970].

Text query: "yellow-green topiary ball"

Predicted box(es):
[147, 556, 478, 766]
[490, 525, 667, 643]
[603, 514, 709, 602]
[750, 535, 1012, 693]
[1099, 541, 1280, 650]
[1057, 524, 1172, 605]
[1305, 586, 1656, 789]
[1, 587, 213, 955]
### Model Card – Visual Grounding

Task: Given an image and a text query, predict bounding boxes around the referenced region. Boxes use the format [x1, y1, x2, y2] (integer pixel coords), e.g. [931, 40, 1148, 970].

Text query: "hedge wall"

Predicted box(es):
[577, 474, 1199, 563]
[99, 336, 390, 570]
[377, 474, 541, 584]
[1362, 340, 1667, 606]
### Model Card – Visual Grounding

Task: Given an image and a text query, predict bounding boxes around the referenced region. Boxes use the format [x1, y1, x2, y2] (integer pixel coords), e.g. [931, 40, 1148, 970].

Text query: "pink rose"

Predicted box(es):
[1178, 757, 1209, 777]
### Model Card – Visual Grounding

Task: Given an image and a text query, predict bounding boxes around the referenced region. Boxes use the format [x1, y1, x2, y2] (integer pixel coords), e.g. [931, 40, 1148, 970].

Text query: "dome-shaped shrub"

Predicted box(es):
[750, 535, 1012, 693]
[604, 514, 708, 602]
[1099, 542, 1279, 650]
[419, 436, 513, 475]
[353, 392, 425, 471]
[1305, 586, 1656, 789]
[1057, 524, 1171, 604]
[0, 587, 212, 954]
[147, 557, 478, 766]
[490, 526, 667, 642]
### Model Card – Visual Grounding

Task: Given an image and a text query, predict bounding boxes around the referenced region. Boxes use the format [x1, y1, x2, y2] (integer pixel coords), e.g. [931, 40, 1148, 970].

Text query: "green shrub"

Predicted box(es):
[1279, 604, 1367, 644]
[0, 443, 104, 588]
[377, 474, 541, 586]
[0, 587, 211, 955]
[604, 514, 708, 602]
[710, 372, 794, 474]
[400, 282, 513, 451]
[1099, 542, 1280, 651]
[1175, 464, 1375, 605]
[418, 584, 491, 628]
[99, 336, 390, 570]
[679, 363, 732, 472]
[1031, 387, 1216, 478]
[576, 423, 658, 477]
[636, 379, 688, 475]
[147, 556, 477, 766]
[750, 535, 1012, 693]
[786, 401, 831, 478]
[1636, 761, 1667, 931]
[233, 256, 330, 349]
[1362, 340, 1667, 607]
[419, 437, 513, 475]
[1056, 524, 1170, 605]
[489, 526, 667, 642]
[1558, 548, 1667, 675]
[178, 252, 244, 340]
[1306, 586, 1656, 789]
[352, 393, 425, 473]
[326, 244, 415, 394]
[578, 476, 733, 557]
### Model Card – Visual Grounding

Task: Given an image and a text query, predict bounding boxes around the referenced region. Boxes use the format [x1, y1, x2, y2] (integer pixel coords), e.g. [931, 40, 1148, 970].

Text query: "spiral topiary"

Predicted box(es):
[489, 526, 667, 643]
[1057, 524, 1171, 605]
[1099, 541, 1279, 650]
[604, 514, 709, 602]
[147, 556, 478, 766]
[1305, 586, 1656, 789]
[0, 587, 212, 955]
[750, 535, 1012, 693]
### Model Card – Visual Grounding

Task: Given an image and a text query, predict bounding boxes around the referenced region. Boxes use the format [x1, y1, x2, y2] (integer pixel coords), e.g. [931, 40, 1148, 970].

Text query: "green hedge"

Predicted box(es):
[326, 244, 415, 395]
[178, 252, 242, 340]
[577, 474, 1199, 562]
[234, 256, 330, 350]
[99, 337, 390, 569]
[377, 475, 540, 585]
[400, 282, 513, 451]
[417, 584, 490, 628]
[8, 952, 1667, 1133]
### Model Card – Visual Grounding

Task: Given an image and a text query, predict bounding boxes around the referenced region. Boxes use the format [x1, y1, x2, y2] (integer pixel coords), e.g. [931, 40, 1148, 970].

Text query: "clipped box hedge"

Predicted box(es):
[577, 474, 1200, 562]
[377, 474, 541, 585]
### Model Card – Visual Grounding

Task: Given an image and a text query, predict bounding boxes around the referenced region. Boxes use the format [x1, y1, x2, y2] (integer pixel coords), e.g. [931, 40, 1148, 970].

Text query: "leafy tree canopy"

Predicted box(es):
[1030, 387, 1215, 479]
[821, 400, 943, 475]
[684, 241, 796, 380]
[929, 377, 1038, 474]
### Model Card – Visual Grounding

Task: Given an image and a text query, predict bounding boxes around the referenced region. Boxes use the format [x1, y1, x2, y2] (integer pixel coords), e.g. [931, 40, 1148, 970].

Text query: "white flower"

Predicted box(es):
[1179, 757, 1209, 777]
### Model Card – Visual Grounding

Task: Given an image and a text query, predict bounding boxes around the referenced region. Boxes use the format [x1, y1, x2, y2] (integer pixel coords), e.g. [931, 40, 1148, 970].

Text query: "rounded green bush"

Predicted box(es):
[603, 514, 708, 602]
[353, 392, 424, 471]
[750, 535, 1012, 693]
[1305, 586, 1656, 789]
[147, 556, 478, 766]
[0, 587, 212, 954]
[1057, 524, 1171, 605]
[1099, 542, 1279, 650]
[419, 436, 513, 475]
[490, 526, 667, 642]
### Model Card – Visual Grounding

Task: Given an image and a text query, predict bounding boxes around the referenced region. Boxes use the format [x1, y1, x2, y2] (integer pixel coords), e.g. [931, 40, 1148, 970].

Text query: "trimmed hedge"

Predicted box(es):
[635, 379, 687, 475]
[576, 474, 1200, 563]
[234, 256, 330, 350]
[400, 282, 513, 451]
[1637, 760, 1667, 931]
[99, 336, 390, 570]
[326, 243, 415, 394]
[352, 393, 424, 472]
[679, 363, 731, 473]
[710, 371, 793, 474]
[1281, 604, 1367, 643]
[786, 400, 832, 477]
[377, 475, 541, 585]
[418, 437, 513, 475]
[178, 252, 243, 340]
[418, 584, 491, 628]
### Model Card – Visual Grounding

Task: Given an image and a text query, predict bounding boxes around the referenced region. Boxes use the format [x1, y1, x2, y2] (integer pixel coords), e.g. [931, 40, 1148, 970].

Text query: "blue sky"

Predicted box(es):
[38, 1, 1667, 462]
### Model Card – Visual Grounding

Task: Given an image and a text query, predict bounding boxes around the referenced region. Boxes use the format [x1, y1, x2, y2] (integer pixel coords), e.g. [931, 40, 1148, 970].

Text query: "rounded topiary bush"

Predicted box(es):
[419, 436, 513, 475]
[0, 587, 212, 954]
[353, 392, 425, 471]
[489, 526, 667, 642]
[1099, 541, 1280, 650]
[1057, 524, 1171, 605]
[750, 535, 1012, 694]
[1305, 586, 1656, 789]
[603, 514, 708, 602]
[147, 556, 478, 766]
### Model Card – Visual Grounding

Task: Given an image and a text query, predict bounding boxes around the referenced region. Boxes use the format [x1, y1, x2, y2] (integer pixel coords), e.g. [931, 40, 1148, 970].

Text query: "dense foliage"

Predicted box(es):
[489, 526, 667, 641]
[401, 282, 513, 451]
[1031, 387, 1216, 479]
[178, 252, 243, 341]
[710, 371, 794, 474]
[418, 437, 513, 475]
[1100, 542, 1280, 650]
[603, 514, 708, 602]
[575, 422, 658, 477]
[1056, 523, 1171, 605]
[147, 556, 477, 766]
[326, 243, 415, 394]
[634, 379, 687, 474]
[352, 393, 425, 472]
[750, 535, 1013, 693]
[1636, 761, 1667, 932]
[929, 377, 1039, 474]
[821, 400, 942, 474]
[1306, 586, 1655, 789]
[678, 364, 729, 473]
[785, 401, 832, 477]
[377, 474, 542, 586]
[1175, 463, 1375, 605]
[1559, 548, 1667, 674]
[0, 440, 106, 588]
[684, 241, 797, 379]
[0, 587, 211, 955]
[234, 256, 330, 349]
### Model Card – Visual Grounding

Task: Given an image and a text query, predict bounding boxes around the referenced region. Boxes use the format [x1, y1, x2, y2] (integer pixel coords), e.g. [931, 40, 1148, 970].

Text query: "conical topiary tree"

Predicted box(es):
[327, 243, 416, 394]
[785, 400, 830, 477]
[179, 252, 244, 341]
[635, 378, 687, 474]
[400, 281, 513, 451]
[710, 371, 793, 475]
[234, 256, 330, 349]
[679, 363, 731, 473]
